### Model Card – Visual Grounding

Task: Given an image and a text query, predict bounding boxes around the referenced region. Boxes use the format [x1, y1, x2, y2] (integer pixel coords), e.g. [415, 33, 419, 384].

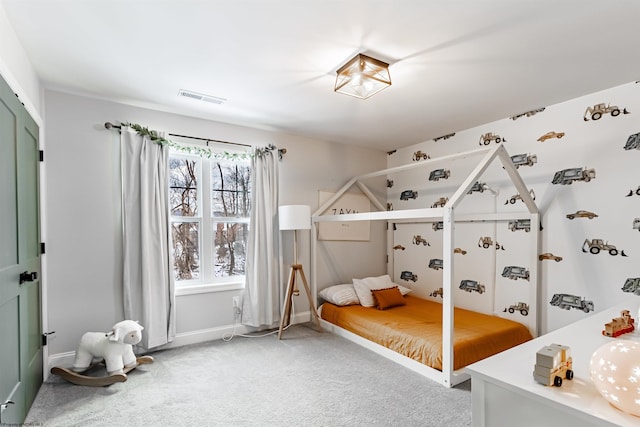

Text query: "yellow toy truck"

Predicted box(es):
[533, 344, 573, 387]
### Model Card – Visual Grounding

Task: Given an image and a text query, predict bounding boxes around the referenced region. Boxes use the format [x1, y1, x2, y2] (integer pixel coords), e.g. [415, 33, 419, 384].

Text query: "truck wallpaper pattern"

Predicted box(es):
[386, 81, 639, 333]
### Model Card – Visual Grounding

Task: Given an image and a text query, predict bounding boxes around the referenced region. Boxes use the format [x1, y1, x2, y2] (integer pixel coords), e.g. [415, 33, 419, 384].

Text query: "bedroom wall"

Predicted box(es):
[43, 89, 387, 360]
[387, 81, 640, 334]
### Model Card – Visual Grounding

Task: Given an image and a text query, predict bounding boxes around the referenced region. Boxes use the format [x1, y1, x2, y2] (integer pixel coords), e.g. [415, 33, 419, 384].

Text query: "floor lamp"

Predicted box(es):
[277, 205, 322, 339]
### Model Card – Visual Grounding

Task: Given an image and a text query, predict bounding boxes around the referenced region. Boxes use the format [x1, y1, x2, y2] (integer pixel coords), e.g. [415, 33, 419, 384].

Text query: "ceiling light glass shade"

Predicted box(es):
[334, 54, 391, 99]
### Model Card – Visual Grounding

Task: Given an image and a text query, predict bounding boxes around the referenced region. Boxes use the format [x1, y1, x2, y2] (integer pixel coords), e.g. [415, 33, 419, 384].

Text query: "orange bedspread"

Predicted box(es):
[321, 295, 533, 371]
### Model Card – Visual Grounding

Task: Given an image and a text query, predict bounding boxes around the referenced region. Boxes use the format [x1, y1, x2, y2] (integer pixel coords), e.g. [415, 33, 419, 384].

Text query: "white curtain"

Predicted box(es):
[241, 146, 280, 327]
[121, 126, 176, 350]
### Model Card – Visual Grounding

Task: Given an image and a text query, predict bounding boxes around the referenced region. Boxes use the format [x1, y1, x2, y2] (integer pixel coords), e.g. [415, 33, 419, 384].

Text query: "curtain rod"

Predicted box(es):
[104, 122, 287, 157]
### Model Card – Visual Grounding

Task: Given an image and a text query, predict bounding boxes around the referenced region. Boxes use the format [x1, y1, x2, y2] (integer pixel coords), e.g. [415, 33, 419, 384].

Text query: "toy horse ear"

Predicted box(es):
[108, 328, 120, 342]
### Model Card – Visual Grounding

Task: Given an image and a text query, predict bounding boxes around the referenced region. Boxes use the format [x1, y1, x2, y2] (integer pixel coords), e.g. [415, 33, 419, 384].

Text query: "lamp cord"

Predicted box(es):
[222, 300, 295, 341]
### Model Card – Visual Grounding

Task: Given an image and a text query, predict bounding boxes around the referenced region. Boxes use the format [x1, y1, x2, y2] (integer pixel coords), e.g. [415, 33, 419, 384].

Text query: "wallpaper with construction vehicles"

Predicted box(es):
[385, 81, 639, 334]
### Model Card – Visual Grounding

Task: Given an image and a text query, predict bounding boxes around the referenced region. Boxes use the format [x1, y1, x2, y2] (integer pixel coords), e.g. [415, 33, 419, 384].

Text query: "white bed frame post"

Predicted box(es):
[442, 205, 455, 387]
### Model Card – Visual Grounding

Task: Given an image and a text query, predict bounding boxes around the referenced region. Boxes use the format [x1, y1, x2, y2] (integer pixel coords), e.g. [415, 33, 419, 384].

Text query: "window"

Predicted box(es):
[169, 146, 251, 291]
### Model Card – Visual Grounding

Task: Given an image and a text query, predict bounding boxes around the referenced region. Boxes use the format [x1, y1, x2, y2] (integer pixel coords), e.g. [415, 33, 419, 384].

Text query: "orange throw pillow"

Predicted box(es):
[371, 286, 406, 310]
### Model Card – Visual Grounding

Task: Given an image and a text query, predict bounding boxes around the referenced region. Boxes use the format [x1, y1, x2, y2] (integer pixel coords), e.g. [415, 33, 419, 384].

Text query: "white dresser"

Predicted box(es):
[466, 303, 640, 427]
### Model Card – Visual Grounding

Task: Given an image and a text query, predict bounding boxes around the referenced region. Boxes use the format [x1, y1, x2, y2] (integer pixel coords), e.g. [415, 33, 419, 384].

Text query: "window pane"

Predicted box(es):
[211, 161, 251, 217]
[171, 222, 200, 280]
[169, 157, 198, 216]
[213, 222, 248, 277]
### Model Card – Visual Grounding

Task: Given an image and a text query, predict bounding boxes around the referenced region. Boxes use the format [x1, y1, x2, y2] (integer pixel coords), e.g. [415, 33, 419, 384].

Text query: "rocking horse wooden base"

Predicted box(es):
[51, 355, 154, 387]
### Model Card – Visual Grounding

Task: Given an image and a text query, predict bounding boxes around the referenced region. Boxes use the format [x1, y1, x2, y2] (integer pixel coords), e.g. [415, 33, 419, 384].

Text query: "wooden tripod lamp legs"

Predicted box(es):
[278, 264, 322, 339]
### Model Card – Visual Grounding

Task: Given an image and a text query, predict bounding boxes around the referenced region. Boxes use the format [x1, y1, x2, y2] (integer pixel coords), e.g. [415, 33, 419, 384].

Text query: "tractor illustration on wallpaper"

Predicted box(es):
[432, 221, 444, 231]
[503, 302, 530, 316]
[478, 236, 505, 250]
[459, 280, 485, 294]
[623, 132, 640, 150]
[413, 150, 430, 161]
[412, 235, 430, 246]
[430, 288, 443, 298]
[626, 186, 640, 197]
[479, 132, 505, 145]
[583, 102, 630, 121]
[582, 239, 628, 256]
[505, 189, 535, 205]
[429, 168, 450, 181]
[552, 167, 596, 185]
[431, 197, 449, 208]
[550, 294, 594, 313]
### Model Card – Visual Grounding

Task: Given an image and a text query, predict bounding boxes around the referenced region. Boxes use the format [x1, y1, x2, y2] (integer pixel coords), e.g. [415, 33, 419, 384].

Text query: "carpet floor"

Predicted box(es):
[25, 324, 472, 426]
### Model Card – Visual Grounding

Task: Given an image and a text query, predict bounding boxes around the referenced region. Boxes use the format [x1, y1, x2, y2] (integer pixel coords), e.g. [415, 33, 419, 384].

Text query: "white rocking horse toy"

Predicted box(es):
[51, 320, 153, 386]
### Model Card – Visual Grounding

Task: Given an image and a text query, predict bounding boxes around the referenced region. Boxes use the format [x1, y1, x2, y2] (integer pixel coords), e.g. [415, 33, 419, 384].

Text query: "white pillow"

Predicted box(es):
[353, 274, 411, 307]
[318, 284, 360, 306]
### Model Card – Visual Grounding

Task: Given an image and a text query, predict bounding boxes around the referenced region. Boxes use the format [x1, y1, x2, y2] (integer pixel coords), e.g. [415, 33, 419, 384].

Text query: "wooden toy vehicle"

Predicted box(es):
[533, 344, 573, 387]
[602, 310, 635, 337]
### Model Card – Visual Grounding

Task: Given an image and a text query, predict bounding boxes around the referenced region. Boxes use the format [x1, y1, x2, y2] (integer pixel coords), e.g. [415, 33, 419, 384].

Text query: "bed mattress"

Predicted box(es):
[320, 294, 533, 371]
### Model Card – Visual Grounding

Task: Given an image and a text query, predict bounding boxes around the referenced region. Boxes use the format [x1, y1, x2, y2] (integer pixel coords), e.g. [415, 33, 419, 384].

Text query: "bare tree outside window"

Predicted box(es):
[169, 151, 251, 285]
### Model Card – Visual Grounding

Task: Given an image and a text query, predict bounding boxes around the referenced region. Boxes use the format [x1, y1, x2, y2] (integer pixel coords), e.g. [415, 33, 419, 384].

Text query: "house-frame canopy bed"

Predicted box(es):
[311, 145, 540, 387]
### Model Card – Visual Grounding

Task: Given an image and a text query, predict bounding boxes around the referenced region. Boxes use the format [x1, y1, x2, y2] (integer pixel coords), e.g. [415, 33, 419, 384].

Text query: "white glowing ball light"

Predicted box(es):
[589, 340, 640, 416]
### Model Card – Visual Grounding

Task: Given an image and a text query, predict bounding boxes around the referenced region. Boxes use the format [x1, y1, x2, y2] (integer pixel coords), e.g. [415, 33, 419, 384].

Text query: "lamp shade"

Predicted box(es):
[335, 53, 391, 99]
[279, 205, 311, 230]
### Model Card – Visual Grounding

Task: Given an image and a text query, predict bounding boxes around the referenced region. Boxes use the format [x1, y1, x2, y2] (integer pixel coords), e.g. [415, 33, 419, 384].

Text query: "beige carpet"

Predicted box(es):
[26, 324, 472, 426]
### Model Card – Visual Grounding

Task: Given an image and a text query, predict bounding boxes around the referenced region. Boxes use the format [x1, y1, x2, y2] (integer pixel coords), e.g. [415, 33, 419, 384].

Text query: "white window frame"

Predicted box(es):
[169, 144, 250, 295]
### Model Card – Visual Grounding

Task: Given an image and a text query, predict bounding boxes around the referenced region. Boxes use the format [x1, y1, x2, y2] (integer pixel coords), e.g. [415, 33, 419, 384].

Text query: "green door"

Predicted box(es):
[0, 74, 42, 425]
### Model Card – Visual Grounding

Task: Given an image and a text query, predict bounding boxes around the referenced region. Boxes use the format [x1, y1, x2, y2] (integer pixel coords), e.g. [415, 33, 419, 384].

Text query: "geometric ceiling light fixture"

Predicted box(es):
[334, 53, 391, 99]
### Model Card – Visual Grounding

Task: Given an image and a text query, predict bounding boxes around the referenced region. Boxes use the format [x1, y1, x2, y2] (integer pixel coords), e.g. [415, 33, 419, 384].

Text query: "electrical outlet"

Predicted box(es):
[232, 296, 240, 308]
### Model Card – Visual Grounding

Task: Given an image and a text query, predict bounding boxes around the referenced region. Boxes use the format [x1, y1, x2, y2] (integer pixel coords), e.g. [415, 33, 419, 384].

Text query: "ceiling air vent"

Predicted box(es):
[178, 89, 226, 105]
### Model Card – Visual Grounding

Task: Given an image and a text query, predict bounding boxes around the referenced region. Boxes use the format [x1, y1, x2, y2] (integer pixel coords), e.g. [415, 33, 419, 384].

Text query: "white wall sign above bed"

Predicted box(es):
[318, 190, 370, 241]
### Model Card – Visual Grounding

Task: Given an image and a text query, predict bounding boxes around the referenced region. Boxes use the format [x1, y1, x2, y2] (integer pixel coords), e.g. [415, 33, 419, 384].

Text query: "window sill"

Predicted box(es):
[175, 281, 244, 296]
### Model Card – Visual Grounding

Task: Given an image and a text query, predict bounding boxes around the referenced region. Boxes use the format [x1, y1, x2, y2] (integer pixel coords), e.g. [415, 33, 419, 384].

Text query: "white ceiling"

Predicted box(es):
[3, 0, 640, 152]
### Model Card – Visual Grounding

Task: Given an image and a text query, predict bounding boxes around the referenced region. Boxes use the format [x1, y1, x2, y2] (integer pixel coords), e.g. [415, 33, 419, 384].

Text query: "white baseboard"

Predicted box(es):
[46, 311, 311, 377]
